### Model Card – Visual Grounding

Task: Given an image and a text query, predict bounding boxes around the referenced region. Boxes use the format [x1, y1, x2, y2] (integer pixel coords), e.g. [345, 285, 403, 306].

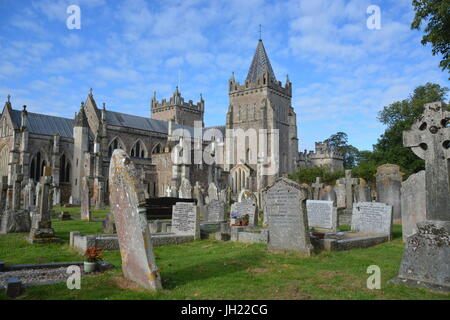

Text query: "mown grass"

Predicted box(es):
[0, 207, 448, 300]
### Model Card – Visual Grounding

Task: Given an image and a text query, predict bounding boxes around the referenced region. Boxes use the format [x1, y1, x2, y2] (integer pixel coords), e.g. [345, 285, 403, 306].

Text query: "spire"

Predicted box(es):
[246, 40, 276, 84]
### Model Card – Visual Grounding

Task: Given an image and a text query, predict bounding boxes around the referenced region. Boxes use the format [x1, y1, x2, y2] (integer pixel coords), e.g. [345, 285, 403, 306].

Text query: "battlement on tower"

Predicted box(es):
[228, 72, 292, 97]
[151, 87, 204, 127]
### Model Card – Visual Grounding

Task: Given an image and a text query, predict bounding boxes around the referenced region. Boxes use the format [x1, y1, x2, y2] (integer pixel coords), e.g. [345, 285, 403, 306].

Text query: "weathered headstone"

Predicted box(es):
[312, 177, 324, 200]
[306, 200, 337, 231]
[207, 183, 218, 202]
[206, 200, 226, 222]
[80, 176, 91, 221]
[109, 149, 162, 290]
[263, 177, 313, 255]
[355, 178, 371, 203]
[193, 181, 206, 220]
[23, 178, 35, 210]
[338, 170, 358, 212]
[334, 180, 346, 208]
[319, 185, 337, 207]
[351, 202, 393, 237]
[178, 178, 192, 199]
[27, 175, 59, 243]
[171, 202, 200, 239]
[95, 181, 105, 209]
[230, 201, 257, 226]
[376, 164, 402, 221]
[401, 170, 426, 242]
[394, 102, 450, 291]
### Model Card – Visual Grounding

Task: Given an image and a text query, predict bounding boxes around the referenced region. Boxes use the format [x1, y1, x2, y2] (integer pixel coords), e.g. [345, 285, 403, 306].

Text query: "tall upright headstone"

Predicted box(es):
[337, 170, 358, 212]
[319, 185, 337, 207]
[351, 202, 393, 237]
[394, 102, 450, 291]
[376, 164, 402, 221]
[207, 183, 219, 203]
[80, 177, 91, 221]
[206, 200, 226, 222]
[27, 173, 59, 243]
[355, 178, 371, 203]
[401, 170, 427, 242]
[193, 181, 206, 220]
[312, 177, 324, 200]
[109, 149, 162, 290]
[178, 178, 192, 199]
[334, 180, 346, 209]
[263, 177, 313, 255]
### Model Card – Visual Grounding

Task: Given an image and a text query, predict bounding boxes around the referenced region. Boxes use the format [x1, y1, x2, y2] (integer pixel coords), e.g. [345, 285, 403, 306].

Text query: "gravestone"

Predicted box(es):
[263, 177, 313, 255]
[338, 170, 358, 212]
[401, 170, 427, 242]
[306, 200, 337, 231]
[11, 172, 23, 211]
[27, 174, 59, 243]
[178, 178, 192, 199]
[0, 176, 7, 211]
[230, 201, 257, 226]
[207, 183, 219, 203]
[23, 178, 35, 210]
[95, 181, 105, 209]
[312, 177, 324, 200]
[109, 149, 162, 290]
[355, 178, 371, 203]
[376, 164, 402, 221]
[319, 185, 337, 207]
[80, 176, 91, 221]
[334, 180, 346, 208]
[171, 202, 200, 239]
[351, 202, 393, 237]
[393, 102, 450, 291]
[193, 181, 206, 220]
[206, 200, 226, 222]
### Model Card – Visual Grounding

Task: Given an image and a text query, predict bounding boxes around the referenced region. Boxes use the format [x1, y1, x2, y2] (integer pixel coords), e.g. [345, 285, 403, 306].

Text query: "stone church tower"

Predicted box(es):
[151, 87, 204, 127]
[225, 39, 298, 193]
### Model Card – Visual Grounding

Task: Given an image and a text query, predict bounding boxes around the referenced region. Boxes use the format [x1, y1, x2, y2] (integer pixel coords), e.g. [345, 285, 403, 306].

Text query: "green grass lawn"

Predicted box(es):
[0, 207, 448, 300]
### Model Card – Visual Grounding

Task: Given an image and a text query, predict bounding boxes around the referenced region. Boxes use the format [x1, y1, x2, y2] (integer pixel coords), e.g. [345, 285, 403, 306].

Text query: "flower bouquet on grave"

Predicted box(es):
[230, 211, 240, 226]
[83, 247, 103, 273]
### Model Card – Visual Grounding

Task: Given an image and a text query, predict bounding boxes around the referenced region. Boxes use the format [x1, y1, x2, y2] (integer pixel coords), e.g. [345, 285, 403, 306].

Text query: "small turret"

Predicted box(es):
[74, 102, 88, 127]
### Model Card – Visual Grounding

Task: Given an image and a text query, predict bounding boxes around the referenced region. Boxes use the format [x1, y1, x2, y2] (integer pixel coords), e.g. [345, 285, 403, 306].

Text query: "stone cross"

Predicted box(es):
[109, 149, 162, 290]
[339, 170, 358, 210]
[403, 102, 450, 221]
[312, 177, 324, 200]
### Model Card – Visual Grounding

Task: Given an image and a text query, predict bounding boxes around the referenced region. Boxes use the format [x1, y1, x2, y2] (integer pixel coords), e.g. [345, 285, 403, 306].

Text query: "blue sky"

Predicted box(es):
[0, 0, 448, 151]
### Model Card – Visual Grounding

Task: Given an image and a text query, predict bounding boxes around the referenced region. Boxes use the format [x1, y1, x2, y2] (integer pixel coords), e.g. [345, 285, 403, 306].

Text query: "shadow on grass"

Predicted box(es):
[160, 250, 265, 290]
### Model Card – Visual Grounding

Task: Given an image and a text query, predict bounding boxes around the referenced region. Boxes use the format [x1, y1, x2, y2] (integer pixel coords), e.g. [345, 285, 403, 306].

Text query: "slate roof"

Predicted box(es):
[105, 110, 169, 133]
[246, 40, 276, 83]
[11, 110, 74, 138]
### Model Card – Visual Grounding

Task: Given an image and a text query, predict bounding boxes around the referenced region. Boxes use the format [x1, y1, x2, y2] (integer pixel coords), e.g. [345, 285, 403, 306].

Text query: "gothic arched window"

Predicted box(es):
[108, 138, 123, 157]
[60, 154, 71, 183]
[30, 151, 46, 181]
[152, 143, 162, 155]
[131, 140, 146, 158]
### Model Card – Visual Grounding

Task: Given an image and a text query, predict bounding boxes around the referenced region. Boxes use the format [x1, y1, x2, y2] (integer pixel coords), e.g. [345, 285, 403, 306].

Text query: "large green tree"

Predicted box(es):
[324, 132, 359, 169]
[359, 82, 449, 177]
[411, 0, 450, 78]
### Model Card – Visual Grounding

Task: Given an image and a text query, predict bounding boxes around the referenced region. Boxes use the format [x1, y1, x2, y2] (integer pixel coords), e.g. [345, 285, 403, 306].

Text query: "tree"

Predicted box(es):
[324, 132, 359, 169]
[357, 82, 449, 177]
[411, 0, 450, 78]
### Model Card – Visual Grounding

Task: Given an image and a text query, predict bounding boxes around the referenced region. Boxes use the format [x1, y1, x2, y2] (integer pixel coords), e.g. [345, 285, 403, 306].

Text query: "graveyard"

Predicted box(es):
[0, 207, 448, 300]
[1, 0, 450, 303]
